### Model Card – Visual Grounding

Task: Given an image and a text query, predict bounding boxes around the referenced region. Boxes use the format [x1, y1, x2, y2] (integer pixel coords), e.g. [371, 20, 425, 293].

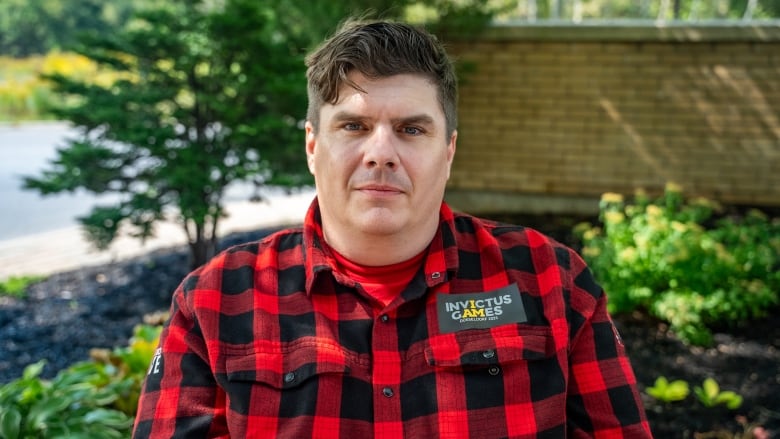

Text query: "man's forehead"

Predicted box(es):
[324, 73, 443, 118]
[339, 71, 435, 96]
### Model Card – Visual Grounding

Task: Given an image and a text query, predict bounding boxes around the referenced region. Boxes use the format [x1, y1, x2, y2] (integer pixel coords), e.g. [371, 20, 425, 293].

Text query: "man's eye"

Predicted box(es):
[402, 126, 423, 135]
[343, 123, 362, 131]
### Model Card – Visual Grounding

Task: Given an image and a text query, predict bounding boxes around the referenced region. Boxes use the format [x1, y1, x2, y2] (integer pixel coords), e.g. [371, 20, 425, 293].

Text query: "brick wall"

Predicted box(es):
[444, 23, 780, 215]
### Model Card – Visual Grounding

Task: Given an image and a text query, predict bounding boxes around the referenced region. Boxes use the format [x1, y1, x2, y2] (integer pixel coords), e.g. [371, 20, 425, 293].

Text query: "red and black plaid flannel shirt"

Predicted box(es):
[133, 198, 652, 438]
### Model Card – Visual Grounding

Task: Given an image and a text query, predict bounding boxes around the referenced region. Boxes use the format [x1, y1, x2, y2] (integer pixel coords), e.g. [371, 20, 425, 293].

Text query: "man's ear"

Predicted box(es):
[305, 121, 316, 175]
[445, 130, 457, 179]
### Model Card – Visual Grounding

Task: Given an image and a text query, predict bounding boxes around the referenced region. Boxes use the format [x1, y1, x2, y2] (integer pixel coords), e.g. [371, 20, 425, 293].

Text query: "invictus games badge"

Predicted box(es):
[436, 284, 527, 333]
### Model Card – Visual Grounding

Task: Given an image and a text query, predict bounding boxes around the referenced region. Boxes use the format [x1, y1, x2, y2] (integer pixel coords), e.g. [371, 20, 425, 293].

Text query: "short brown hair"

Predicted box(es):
[305, 20, 458, 138]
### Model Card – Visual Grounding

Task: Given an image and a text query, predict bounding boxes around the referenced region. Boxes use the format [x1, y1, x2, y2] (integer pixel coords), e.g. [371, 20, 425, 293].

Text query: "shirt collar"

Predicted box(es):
[302, 197, 334, 294]
[302, 197, 460, 296]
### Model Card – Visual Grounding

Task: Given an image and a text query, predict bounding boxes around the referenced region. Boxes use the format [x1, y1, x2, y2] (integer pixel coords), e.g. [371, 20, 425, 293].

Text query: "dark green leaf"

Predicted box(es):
[0, 408, 22, 439]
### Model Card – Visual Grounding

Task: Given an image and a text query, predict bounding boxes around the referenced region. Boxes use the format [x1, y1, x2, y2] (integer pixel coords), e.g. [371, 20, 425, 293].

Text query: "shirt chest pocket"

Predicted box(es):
[225, 339, 351, 387]
[222, 339, 356, 418]
[422, 325, 563, 411]
[424, 325, 556, 369]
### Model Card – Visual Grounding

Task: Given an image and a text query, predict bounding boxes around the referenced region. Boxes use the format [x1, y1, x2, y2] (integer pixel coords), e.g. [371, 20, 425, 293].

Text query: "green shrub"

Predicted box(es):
[0, 324, 161, 438]
[0, 276, 45, 299]
[576, 184, 780, 345]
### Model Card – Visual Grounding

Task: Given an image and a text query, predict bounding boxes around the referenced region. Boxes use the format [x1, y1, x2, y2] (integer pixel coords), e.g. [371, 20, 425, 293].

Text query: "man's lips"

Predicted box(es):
[355, 184, 405, 194]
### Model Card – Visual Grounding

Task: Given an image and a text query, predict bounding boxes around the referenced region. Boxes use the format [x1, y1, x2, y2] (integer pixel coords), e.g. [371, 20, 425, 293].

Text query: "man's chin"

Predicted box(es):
[352, 211, 405, 237]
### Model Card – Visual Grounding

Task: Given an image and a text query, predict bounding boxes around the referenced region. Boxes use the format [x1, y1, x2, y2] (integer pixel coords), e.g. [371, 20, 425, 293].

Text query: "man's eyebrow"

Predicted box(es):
[393, 114, 435, 126]
[329, 111, 436, 127]
[330, 111, 366, 123]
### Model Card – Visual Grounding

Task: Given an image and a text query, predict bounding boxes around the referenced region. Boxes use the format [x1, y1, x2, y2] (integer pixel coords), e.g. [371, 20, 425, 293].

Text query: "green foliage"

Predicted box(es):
[0, 0, 157, 57]
[265, 0, 510, 48]
[1, 0, 776, 63]
[694, 378, 744, 409]
[576, 184, 780, 345]
[0, 0, 149, 57]
[0, 358, 129, 438]
[646, 376, 690, 403]
[0, 275, 44, 299]
[497, 0, 780, 20]
[23, 0, 312, 268]
[0, 324, 161, 439]
[90, 323, 163, 416]
[415, 0, 514, 39]
[0, 321, 161, 437]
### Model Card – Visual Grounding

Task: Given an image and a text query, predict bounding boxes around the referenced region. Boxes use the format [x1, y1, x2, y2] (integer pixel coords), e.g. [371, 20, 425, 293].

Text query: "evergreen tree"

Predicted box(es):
[24, 0, 310, 268]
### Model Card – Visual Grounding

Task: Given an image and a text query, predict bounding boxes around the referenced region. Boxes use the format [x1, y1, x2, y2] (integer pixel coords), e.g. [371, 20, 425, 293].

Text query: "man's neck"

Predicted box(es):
[322, 223, 438, 266]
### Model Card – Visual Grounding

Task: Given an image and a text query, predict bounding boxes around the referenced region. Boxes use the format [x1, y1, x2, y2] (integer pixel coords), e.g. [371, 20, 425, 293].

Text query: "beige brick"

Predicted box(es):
[449, 26, 780, 209]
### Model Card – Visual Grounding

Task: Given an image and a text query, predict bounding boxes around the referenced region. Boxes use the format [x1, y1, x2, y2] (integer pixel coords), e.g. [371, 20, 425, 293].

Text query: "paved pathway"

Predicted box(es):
[0, 190, 315, 279]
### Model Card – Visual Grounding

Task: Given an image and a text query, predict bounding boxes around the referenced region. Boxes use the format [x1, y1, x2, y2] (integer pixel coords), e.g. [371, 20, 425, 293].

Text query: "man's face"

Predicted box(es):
[306, 72, 456, 247]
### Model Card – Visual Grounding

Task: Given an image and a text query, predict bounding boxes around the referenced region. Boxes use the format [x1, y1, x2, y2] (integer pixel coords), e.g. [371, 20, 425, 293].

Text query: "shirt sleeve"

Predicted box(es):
[565, 253, 654, 438]
[132, 273, 229, 438]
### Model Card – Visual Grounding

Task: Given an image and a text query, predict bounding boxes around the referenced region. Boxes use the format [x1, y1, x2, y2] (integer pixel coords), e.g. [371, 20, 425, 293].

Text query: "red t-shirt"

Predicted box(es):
[331, 248, 425, 308]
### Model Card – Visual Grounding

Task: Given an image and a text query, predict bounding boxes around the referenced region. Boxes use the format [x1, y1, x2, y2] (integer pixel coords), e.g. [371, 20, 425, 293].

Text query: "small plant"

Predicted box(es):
[0, 361, 133, 438]
[576, 183, 780, 345]
[646, 376, 690, 403]
[646, 376, 743, 409]
[0, 323, 162, 438]
[0, 275, 44, 299]
[694, 378, 743, 409]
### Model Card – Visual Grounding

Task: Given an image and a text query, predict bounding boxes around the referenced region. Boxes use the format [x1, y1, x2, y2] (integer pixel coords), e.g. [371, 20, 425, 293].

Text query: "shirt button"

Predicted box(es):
[488, 366, 501, 376]
[431, 272, 441, 279]
[482, 349, 496, 359]
[382, 387, 394, 398]
[283, 372, 296, 383]
[380, 314, 390, 323]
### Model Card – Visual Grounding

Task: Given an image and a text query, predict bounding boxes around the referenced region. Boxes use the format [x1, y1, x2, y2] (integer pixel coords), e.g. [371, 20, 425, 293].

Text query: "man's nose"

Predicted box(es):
[362, 126, 399, 169]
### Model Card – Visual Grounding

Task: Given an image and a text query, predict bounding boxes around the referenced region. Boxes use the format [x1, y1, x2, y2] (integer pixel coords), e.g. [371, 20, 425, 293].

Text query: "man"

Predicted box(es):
[133, 20, 652, 438]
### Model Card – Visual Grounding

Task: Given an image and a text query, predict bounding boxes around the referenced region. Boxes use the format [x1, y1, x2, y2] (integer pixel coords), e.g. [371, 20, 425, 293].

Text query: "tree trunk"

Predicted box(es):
[189, 237, 217, 270]
[185, 220, 218, 270]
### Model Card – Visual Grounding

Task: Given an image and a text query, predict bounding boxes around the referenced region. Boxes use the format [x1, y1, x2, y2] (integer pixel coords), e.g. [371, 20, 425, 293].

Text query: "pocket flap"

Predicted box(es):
[425, 326, 555, 368]
[225, 339, 351, 389]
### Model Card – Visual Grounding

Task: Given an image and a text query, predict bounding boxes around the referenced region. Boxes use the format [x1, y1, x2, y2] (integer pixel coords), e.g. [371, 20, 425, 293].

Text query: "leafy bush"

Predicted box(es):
[0, 324, 161, 438]
[576, 184, 780, 345]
